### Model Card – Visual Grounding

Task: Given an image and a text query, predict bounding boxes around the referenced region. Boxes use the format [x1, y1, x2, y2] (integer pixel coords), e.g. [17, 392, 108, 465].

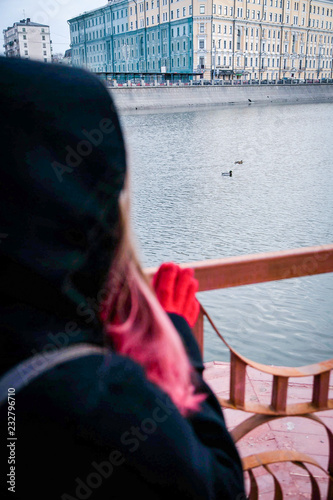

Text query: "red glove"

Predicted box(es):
[152, 262, 200, 327]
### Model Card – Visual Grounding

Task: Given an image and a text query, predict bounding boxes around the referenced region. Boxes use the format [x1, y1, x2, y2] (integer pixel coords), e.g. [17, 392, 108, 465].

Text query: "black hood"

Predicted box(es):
[0, 57, 126, 372]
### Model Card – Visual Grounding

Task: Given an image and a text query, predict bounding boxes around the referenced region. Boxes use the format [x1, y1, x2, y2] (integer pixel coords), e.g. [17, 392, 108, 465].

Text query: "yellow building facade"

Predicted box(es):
[195, 0, 333, 80]
[69, 0, 333, 81]
[210, 0, 332, 80]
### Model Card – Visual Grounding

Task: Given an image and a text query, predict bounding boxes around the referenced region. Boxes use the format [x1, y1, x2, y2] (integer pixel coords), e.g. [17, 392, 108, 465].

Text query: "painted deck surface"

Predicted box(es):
[203, 361, 333, 499]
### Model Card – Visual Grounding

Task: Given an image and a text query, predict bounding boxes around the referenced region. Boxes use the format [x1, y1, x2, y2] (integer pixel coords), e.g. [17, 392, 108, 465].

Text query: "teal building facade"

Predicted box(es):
[68, 0, 194, 78]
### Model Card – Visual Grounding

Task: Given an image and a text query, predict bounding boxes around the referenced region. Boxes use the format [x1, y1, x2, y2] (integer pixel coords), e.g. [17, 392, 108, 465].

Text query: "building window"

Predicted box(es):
[237, 29, 241, 50]
[200, 24, 204, 33]
[199, 39, 204, 49]
[23, 35, 27, 40]
[200, 5, 205, 14]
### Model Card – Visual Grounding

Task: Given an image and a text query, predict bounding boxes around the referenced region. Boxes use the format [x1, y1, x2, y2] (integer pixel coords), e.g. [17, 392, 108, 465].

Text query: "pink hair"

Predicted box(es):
[100, 255, 205, 416]
[99, 179, 205, 416]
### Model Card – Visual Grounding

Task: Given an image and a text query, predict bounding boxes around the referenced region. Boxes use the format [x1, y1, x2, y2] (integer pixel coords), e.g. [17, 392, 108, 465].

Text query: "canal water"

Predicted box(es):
[119, 101, 333, 366]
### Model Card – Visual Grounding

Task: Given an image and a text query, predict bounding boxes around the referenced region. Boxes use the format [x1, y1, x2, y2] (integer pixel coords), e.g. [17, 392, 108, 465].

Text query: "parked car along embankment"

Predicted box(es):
[108, 83, 333, 112]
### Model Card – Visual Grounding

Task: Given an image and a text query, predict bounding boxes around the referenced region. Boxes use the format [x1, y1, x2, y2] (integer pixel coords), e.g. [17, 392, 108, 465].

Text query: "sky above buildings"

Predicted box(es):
[0, 0, 105, 55]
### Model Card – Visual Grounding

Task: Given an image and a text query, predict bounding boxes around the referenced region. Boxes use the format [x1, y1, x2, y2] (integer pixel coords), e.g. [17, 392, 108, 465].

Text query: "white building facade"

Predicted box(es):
[3, 19, 52, 63]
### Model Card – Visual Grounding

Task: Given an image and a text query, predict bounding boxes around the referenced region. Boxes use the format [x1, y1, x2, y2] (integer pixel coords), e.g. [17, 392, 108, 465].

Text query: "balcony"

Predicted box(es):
[145, 244, 333, 499]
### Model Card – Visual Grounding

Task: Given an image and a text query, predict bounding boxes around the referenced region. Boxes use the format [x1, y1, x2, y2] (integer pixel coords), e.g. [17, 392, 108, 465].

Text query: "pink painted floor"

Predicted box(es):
[203, 361, 333, 499]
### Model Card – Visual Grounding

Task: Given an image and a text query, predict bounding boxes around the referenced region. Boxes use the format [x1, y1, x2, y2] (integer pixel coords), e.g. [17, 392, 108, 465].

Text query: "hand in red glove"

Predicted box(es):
[152, 262, 200, 327]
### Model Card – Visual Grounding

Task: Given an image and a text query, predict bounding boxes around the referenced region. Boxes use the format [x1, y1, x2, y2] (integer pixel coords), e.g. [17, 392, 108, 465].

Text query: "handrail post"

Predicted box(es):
[312, 371, 330, 408]
[271, 376, 289, 413]
[229, 352, 246, 408]
[192, 308, 204, 356]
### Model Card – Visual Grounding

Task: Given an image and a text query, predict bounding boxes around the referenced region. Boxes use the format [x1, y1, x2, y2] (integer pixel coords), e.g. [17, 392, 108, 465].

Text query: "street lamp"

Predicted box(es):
[212, 44, 216, 82]
[122, 42, 130, 73]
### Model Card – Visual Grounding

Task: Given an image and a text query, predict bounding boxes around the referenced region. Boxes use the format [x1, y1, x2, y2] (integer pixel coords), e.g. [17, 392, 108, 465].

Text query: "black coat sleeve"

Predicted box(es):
[167, 312, 246, 495]
[67, 351, 246, 500]
[71, 312, 245, 499]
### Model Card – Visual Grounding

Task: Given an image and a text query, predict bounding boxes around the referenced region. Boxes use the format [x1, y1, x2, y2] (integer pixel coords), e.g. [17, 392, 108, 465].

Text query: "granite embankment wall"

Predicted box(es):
[109, 84, 333, 111]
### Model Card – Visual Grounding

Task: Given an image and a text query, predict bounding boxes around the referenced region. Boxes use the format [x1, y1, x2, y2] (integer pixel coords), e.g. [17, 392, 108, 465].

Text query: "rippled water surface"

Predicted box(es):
[119, 102, 333, 365]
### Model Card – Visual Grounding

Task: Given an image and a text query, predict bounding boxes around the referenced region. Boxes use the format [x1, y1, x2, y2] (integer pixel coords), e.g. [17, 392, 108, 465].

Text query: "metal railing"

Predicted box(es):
[145, 244, 333, 353]
[145, 244, 333, 498]
[107, 78, 333, 87]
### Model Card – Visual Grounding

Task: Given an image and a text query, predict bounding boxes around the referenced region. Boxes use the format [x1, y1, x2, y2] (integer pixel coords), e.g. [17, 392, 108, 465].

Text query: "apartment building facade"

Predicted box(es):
[68, 0, 333, 80]
[3, 19, 52, 63]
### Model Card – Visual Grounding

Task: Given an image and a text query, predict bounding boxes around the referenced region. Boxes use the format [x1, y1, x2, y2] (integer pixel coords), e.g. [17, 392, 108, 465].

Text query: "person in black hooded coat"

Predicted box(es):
[0, 56, 245, 500]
